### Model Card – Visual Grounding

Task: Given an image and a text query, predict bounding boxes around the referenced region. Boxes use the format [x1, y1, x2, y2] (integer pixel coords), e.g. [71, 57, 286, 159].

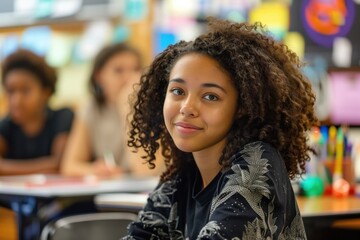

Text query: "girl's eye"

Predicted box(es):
[203, 94, 219, 101]
[170, 88, 184, 96]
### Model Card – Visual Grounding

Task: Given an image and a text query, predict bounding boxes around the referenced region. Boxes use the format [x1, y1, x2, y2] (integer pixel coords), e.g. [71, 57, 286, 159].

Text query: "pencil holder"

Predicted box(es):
[323, 158, 356, 195]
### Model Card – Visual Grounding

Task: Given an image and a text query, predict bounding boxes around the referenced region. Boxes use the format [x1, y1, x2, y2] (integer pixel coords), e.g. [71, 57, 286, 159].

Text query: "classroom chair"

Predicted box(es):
[40, 212, 137, 240]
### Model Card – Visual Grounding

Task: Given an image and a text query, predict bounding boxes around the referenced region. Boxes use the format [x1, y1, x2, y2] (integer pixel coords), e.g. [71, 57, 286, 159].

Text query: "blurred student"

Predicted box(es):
[0, 49, 74, 175]
[61, 43, 145, 177]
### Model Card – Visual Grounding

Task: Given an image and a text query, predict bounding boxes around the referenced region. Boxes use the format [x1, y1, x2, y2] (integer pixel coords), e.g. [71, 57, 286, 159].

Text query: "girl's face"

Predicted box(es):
[163, 53, 238, 155]
[96, 52, 141, 104]
[4, 69, 50, 124]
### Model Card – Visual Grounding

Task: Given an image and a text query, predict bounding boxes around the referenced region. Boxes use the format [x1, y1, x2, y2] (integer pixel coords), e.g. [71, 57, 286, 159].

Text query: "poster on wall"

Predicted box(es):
[328, 71, 360, 125]
[21, 26, 51, 56]
[290, 0, 360, 67]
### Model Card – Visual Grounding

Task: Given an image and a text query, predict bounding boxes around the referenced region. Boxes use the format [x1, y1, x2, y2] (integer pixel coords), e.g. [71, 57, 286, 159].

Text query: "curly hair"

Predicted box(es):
[1, 49, 57, 94]
[129, 18, 318, 182]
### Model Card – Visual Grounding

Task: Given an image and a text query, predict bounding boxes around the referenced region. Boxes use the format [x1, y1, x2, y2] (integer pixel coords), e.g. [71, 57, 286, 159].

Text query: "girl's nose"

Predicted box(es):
[180, 97, 199, 118]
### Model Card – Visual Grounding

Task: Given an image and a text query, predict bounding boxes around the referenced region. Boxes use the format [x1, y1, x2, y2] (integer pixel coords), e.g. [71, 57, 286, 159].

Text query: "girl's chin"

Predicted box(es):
[174, 144, 197, 153]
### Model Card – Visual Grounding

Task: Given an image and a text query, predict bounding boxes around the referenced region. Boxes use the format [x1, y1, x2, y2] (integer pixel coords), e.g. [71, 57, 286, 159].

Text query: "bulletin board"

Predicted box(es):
[290, 0, 360, 67]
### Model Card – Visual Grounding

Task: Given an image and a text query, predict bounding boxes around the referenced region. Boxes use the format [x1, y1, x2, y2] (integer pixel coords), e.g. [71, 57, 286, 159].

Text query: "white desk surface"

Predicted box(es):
[0, 174, 159, 197]
[95, 193, 149, 208]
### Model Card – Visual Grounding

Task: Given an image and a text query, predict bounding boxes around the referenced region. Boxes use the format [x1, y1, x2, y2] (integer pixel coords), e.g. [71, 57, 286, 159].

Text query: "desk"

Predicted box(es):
[297, 196, 360, 219]
[0, 175, 158, 240]
[297, 196, 360, 240]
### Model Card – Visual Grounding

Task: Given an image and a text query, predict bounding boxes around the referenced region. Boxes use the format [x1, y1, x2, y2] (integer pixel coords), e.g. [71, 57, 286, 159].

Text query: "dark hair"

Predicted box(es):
[1, 49, 57, 94]
[129, 18, 318, 182]
[89, 43, 142, 106]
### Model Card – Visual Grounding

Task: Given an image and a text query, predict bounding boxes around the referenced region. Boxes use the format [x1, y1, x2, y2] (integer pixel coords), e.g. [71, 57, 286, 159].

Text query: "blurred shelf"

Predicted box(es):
[0, 0, 121, 30]
[328, 66, 360, 73]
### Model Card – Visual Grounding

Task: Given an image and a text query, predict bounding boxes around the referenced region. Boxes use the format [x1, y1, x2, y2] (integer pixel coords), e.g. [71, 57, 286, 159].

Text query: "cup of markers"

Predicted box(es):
[301, 126, 355, 198]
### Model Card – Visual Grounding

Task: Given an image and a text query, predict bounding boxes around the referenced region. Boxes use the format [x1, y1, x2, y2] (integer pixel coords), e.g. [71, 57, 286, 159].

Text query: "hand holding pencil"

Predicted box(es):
[91, 152, 123, 177]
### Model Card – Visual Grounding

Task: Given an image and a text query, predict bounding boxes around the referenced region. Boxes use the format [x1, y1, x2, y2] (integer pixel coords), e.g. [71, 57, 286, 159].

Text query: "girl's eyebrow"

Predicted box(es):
[169, 78, 226, 93]
[169, 78, 185, 84]
[202, 83, 226, 93]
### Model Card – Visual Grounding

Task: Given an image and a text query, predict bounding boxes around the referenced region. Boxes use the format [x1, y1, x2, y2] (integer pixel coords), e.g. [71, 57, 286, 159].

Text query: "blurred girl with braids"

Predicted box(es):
[124, 18, 316, 239]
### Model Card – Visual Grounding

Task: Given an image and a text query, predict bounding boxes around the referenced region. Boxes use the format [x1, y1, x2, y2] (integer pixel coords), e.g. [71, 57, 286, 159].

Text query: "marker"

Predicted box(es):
[320, 126, 328, 161]
[328, 126, 337, 160]
[333, 127, 344, 179]
[332, 127, 350, 197]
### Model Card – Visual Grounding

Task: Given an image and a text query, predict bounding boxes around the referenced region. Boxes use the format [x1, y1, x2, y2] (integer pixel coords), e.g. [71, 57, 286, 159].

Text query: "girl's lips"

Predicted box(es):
[175, 122, 202, 130]
[174, 122, 203, 134]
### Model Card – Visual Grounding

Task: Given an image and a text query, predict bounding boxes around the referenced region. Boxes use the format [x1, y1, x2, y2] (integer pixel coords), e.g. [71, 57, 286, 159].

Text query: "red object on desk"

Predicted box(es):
[324, 184, 356, 196]
[26, 177, 98, 188]
[0, 174, 98, 188]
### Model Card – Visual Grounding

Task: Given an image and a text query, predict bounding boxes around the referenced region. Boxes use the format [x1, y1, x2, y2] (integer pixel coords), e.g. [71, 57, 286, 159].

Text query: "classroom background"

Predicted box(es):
[0, 0, 360, 239]
[0, 0, 359, 125]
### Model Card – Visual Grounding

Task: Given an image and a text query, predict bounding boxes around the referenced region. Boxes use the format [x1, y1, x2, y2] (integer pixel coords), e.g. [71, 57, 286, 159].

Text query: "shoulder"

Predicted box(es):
[0, 115, 12, 129]
[48, 107, 75, 132]
[55, 107, 74, 117]
[217, 141, 287, 195]
[78, 98, 101, 121]
[230, 141, 282, 169]
[50, 107, 74, 122]
[0, 115, 15, 135]
[82, 98, 98, 113]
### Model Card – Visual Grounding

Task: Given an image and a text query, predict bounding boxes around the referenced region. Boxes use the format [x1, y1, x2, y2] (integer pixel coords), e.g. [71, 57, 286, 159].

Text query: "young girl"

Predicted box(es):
[61, 43, 145, 177]
[0, 49, 74, 175]
[124, 18, 317, 239]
